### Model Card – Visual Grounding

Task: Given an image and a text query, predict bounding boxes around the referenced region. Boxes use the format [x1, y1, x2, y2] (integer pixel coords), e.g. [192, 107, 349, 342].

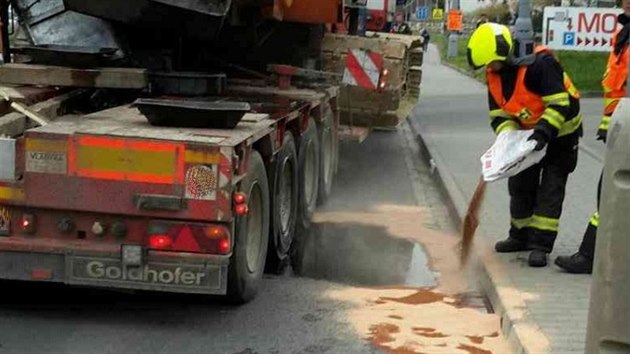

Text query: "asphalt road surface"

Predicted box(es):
[0, 126, 508, 354]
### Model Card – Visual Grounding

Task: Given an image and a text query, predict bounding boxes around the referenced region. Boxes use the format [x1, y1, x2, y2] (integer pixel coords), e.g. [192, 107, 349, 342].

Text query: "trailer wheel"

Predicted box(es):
[296, 118, 320, 233]
[318, 102, 336, 205]
[227, 150, 270, 304]
[265, 132, 298, 274]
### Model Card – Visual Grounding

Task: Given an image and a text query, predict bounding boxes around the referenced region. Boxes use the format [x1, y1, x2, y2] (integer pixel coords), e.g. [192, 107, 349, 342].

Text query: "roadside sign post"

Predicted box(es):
[446, 4, 462, 58]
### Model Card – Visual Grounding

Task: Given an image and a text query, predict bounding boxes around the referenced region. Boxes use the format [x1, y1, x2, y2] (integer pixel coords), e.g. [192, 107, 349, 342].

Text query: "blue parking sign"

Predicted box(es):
[563, 32, 575, 46]
[416, 6, 428, 20]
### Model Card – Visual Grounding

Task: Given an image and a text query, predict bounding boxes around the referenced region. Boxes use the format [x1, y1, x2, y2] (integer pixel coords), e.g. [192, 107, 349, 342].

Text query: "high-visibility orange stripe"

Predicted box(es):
[78, 136, 125, 148]
[76, 170, 175, 184]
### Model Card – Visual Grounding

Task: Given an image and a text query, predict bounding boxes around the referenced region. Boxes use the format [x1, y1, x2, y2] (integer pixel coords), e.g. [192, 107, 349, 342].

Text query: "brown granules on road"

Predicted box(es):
[368, 323, 399, 344]
[380, 289, 445, 305]
[460, 177, 486, 265]
[458, 343, 493, 354]
[467, 335, 484, 344]
[368, 324, 430, 354]
[414, 330, 449, 338]
[319, 206, 511, 354]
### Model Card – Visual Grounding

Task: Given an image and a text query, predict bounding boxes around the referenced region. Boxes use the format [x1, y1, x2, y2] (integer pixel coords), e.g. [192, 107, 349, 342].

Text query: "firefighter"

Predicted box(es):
[555, 0, 630, 274]
[467, 23, 582, 267]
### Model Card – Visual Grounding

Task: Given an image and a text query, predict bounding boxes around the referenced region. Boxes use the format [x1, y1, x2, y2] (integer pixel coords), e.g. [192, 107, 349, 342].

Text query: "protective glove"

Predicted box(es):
[596, 128, 607, 143]
[528, 130, 549, 152]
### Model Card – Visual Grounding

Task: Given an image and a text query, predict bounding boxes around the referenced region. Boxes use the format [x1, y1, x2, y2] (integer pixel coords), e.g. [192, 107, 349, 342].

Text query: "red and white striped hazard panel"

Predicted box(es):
[342, 49, 385, 91]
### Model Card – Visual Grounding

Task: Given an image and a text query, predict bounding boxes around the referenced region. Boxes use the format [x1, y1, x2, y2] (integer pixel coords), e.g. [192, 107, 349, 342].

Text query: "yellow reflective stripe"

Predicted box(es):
[563, 73, 580, 98]
[604, 97, 618, 106]
[599, 115, 610, 131]
[496, 120, 519, 134]
[0, 186, 24, 202]
[542, 108, 565, 130]
[184, 150, 221, 164]
[490, 109, 510, 118]
[558, 114, 582, 137]
[542, 92, 570, 106]
[530, 215, 560, 232]
[589, 212, 600, 227]
[567, 84, 579, 98]
[511, 217, 532, 229]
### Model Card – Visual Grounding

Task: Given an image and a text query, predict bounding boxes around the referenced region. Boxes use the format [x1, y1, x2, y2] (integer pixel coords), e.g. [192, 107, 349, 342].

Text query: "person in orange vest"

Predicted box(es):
[555, 2, 630, 274]
[467, 23, 583, 267]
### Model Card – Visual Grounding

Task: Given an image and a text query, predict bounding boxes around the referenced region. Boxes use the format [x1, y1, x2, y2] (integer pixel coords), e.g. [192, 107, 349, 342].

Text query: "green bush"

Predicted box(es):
[555, 51, 608, 92]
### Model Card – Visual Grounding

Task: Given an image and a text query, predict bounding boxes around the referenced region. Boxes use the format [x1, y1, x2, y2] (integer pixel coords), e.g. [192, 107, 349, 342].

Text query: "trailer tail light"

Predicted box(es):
[149, 234, 172, 249]
[20, 213, 36, 234]
[235, 204, 248, 215]
[206, 225, 231, 255]
[147, 223, 231, 255]
[233, 192, 247, 205]
[233, 192, 248, 215]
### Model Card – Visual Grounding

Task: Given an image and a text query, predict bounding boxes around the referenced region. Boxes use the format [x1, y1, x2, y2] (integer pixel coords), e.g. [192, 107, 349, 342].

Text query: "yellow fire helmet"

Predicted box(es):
[467, 23, 513, 69]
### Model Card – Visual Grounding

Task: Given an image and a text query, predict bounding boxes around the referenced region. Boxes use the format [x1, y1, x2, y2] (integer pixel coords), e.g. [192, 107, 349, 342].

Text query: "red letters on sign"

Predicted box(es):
[578, 12, 620, 34]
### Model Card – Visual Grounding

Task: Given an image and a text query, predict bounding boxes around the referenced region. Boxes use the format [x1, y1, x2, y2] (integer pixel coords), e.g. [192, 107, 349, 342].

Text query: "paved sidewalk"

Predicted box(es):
[410, 44, 605, 354]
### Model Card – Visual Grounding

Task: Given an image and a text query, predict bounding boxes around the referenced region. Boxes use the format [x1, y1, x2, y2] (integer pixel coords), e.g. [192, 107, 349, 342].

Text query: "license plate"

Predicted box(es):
[67, 256, 222, 294]
[0, 207, 10, 236]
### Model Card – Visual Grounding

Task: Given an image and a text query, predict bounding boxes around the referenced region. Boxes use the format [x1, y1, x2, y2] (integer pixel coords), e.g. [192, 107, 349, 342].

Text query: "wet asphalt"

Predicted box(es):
[0, 130, 457, 354]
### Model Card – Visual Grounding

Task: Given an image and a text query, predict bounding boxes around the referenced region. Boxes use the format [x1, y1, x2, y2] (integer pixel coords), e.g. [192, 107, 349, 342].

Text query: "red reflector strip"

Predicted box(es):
[78, 136, 125, 148]
[32, 269, 53, 280]
[172, 226, 202, 253]
[76, 170, 176, 184]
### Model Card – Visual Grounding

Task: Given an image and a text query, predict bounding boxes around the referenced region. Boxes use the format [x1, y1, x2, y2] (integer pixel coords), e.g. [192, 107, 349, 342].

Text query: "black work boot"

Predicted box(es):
[495, 237, 529, 252]
[495, 226, 530, 253]
[528, 249, 548, 267]
[555, 252, 593, 274]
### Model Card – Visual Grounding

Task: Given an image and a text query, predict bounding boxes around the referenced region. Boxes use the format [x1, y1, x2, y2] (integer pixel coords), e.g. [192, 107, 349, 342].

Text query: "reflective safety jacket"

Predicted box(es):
[601, 27, 629, 135]
[487, 46, 582, 138]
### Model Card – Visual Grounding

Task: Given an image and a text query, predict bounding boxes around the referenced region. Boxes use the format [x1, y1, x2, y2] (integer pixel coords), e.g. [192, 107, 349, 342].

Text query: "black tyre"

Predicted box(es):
[227, 151, 270, 304]
[265, 133, 298, 274]
[296, 118, 320, 233]
[317, 102, 337, 205]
